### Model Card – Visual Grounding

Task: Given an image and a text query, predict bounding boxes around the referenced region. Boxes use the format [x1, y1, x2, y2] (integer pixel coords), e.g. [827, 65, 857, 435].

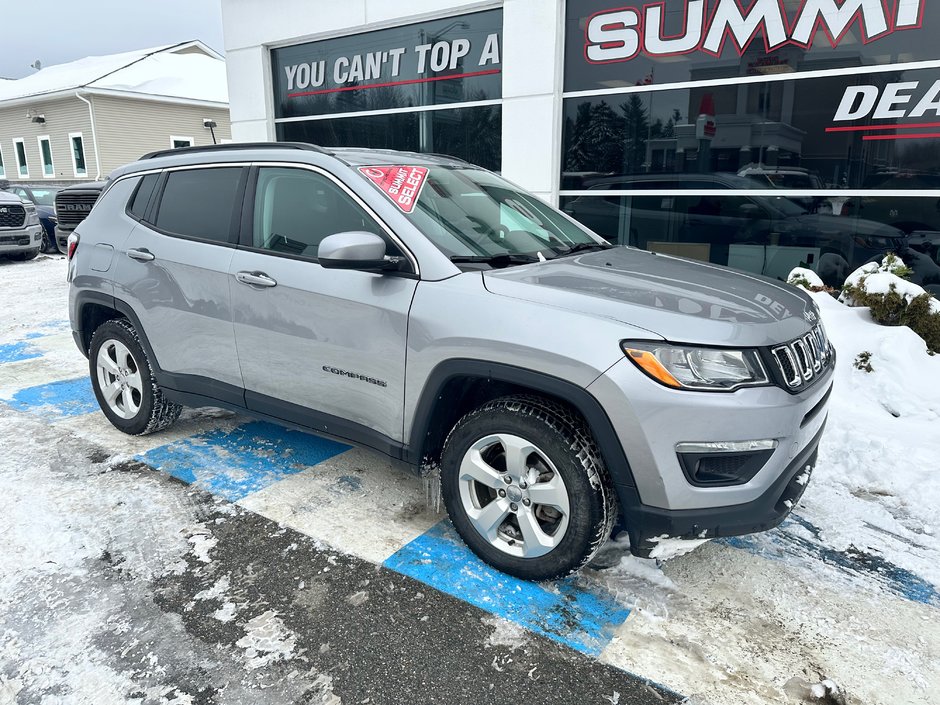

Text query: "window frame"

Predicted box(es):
[170, 136, 194, 149]
[69, 133, 87, 178]
[238, 163, 418, 276]
[37, 135, 55, 178]
[0, 144, 5, 178]
[144, 164, 250, 247]
[12, 139, 28, 179]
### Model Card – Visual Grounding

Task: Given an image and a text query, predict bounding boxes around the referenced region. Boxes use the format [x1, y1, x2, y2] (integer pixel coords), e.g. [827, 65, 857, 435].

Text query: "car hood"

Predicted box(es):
[482, 248, 819, 347]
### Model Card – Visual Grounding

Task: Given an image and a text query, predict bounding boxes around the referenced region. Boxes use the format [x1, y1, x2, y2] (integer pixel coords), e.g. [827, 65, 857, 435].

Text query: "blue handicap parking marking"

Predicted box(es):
[138, 421, 351, 502]
[6, 378, 99, 417]
[0, 341, 43, 364]
[722, 515, 940, 607]
[384, 521, 631, 656]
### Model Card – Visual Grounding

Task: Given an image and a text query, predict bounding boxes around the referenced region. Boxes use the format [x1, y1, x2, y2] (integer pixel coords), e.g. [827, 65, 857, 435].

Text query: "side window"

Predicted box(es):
[251, 167, 397, 258]
[153, 167, 243, 243]
[127, 174, 160, 220]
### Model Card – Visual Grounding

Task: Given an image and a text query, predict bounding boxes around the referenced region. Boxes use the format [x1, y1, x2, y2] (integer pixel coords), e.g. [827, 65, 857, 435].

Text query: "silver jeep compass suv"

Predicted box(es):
[68, 143, 833, 580]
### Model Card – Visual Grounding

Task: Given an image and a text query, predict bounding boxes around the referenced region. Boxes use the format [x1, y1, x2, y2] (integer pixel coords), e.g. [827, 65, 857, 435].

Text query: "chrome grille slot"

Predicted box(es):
[772, 345, 801, 387]
[772, 324, 831, 389]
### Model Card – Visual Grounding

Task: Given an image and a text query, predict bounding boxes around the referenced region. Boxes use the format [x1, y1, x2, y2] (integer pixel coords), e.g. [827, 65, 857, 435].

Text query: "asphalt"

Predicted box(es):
[87, 458, 679, 705]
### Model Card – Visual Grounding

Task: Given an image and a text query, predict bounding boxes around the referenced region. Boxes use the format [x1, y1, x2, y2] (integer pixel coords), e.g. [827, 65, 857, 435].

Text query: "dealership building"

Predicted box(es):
[221, 0, 940, 291]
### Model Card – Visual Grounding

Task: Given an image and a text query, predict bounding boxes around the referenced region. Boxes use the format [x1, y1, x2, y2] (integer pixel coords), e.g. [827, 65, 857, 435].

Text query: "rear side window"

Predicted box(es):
[153, 167, 243, 243]
[127, 173, 160, 220]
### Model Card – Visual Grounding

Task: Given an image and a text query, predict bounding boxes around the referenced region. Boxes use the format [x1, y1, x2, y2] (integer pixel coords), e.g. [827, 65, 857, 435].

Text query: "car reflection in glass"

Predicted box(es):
[562, 173, 910, 289]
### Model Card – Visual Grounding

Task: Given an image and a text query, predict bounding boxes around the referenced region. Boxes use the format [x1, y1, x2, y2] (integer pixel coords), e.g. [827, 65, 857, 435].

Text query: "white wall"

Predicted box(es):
[221, 0, 563, 202]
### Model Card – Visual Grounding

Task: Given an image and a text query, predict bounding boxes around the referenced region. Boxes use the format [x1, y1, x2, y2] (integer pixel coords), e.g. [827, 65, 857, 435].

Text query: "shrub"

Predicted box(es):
[840, 256, 940, 354]
[853, 351, 873, 373]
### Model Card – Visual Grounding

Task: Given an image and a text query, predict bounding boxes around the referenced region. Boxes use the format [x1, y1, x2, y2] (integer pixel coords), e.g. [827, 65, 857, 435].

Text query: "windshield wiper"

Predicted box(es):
[558, 242, 613, 256]
[449, 253, 540, 268]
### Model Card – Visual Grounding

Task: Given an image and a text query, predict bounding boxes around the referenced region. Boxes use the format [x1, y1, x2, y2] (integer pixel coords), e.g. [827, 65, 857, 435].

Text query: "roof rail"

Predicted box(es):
[139, 141, 331, 161]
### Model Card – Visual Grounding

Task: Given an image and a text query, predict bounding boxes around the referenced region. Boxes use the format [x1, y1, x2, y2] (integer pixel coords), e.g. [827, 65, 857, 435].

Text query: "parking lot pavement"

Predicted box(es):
[2, 256, 939, 704]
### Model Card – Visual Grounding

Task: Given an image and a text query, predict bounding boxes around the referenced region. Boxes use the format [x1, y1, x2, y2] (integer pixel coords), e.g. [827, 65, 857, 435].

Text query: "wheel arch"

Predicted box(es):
[73, 291, 158, 366]
[406, 359, 637, 490]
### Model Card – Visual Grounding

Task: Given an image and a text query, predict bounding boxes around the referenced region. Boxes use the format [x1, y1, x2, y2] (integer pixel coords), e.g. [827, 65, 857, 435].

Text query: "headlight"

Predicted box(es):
[25, 207, 39, 226]
[622, 341, 769, 391]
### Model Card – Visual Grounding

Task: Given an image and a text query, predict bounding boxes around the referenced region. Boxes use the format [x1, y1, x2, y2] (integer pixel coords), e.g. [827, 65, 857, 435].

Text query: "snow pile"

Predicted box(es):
[838, 256, 940, 314]
[787, 267, 825, 290]
[802, 290, 940, 584]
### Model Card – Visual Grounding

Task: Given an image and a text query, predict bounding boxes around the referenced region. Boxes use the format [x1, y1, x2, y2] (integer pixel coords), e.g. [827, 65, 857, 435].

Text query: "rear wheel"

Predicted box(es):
[440, 395, 616, 580]
[89, 318, 182, 435]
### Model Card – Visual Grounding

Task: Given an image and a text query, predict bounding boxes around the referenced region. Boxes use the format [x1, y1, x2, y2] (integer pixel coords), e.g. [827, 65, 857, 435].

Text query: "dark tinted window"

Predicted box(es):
[154, 168, 243, 243]
[277, 105, 502, 171]
[271, 9, 502, 119]
[251, 167, 397, 258]
[128, 174, 160, 220]
[565, 0, 940, 92]
[560, 193, 940, 290]
[562, 66, 940, 190]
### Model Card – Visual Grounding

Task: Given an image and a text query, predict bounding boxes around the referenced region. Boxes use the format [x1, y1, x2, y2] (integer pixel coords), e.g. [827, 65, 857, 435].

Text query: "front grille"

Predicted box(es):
[772, 324, 832, 390]
[0, 204, 26, 229]
[0, 234, 30, 245]
[55, 193, 98, 228]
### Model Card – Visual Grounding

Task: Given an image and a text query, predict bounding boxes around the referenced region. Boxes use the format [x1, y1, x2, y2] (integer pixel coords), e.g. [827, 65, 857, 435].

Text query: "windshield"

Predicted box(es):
[367, 166, 603, 260]
[28, 188, 59, 206]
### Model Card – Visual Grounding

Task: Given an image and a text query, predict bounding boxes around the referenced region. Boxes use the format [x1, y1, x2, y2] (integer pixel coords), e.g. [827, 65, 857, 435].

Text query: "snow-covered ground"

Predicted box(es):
[1, 255, 938, 704]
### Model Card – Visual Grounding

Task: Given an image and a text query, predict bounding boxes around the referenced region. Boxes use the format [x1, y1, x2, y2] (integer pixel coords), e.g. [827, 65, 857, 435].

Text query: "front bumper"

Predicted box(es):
[619, 423, 823, 556]
[0, 226, 43, 253]
[55, 226, 71, 254]
[587, 353, 834, 554]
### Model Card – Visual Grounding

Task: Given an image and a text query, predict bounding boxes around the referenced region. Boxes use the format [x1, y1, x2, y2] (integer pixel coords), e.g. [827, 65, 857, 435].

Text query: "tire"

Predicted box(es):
[39, 227, 53, 254]
[88, 318, 182, 435]
[9, 248, 39, 261]
[440, 395, 617, 581]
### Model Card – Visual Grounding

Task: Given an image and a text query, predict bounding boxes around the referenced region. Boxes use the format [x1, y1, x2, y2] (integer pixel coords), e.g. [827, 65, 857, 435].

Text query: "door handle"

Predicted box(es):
[126, 248, 155, 262]
[235, 271, 277, 288]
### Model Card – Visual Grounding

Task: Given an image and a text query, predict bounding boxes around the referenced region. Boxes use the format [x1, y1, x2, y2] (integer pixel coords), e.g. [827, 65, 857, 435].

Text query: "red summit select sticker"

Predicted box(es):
[358, 166, 429, 214]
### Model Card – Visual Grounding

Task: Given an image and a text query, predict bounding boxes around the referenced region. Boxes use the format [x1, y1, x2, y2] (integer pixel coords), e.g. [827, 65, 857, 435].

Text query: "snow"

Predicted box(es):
[0, 43, 227, 105]
[840, 257, 940, 314]
[647, 535, 711, 560]
[235, 611, 297, 670]
[787, 266, 825, 288]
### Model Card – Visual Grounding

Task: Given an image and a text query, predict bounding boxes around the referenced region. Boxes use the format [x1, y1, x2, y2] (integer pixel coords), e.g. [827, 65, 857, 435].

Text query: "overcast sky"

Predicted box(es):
[0, 0, 225, 79]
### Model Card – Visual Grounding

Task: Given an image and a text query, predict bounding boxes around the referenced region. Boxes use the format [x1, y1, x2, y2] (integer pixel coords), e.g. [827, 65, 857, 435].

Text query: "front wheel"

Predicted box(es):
[440, 395, 617, 580]
[88, 318, 182, 435]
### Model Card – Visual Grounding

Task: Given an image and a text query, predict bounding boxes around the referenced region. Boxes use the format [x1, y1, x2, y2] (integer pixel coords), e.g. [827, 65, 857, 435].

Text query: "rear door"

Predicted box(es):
[229, 165, 418, 446]
[114, 165, 248, 403]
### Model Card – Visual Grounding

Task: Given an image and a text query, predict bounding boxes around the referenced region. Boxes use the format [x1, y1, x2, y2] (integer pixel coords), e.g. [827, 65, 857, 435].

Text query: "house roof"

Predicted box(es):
[0, 41, 228, 106]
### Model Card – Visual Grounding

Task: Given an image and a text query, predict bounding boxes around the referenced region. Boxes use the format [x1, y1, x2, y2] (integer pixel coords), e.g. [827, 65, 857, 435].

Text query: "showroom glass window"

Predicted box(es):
[272, 10, 503, 171]
[561, 0, 940, 294]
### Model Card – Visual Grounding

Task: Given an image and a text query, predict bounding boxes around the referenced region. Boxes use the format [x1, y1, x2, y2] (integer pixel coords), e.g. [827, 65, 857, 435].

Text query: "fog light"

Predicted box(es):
[676, 439, 777, 486]
[676, 440, 777, 453]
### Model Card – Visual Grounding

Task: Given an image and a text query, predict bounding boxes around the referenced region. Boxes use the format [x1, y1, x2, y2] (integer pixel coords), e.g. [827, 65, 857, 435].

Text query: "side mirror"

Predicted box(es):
[318, 231, 394, 272]
[738, 203, 762, 219]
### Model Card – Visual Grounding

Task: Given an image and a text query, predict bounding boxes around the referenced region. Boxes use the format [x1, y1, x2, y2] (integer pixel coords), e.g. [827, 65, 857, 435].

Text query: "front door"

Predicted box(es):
[229, 165, 417, 446]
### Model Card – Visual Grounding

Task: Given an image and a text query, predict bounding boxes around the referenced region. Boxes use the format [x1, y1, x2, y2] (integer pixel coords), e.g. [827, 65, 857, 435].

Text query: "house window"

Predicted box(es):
[171, 136, 194, 149]
[69, 133, 87, 177]
[0, 146, 5, 178]
[13, 139, 28, 178]
[38, 136, 54, 178]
